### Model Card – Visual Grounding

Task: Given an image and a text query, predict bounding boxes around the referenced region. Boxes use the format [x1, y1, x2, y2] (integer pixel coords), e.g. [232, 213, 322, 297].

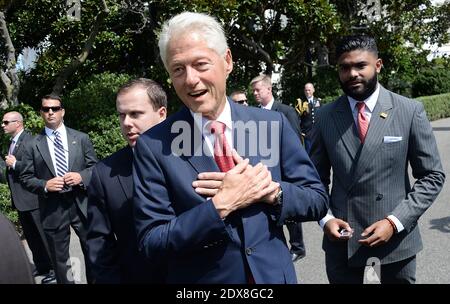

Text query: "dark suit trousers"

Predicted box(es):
[18, 208, 52, 273]
[43, 193, 91, 284]
[287, 222, 305, 254]
[325, 251, 416, 284]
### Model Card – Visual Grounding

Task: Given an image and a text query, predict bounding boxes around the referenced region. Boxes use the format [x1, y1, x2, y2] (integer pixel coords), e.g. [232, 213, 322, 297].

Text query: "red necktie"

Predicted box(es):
[210, 121, 234, 172]
[357, 102, 369, 143]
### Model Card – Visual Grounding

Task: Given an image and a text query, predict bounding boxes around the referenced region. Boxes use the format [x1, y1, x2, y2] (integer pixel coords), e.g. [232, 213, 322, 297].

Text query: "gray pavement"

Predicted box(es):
[25, 117, 450, 284]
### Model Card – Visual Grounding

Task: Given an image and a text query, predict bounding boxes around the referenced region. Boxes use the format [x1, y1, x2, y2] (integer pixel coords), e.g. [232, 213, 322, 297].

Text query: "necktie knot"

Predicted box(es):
[210, 121, 226, 135]
[357, 102, 365, 113]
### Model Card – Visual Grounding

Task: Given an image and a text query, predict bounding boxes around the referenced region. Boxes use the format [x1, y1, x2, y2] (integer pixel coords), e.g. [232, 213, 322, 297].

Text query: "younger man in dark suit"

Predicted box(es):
[87, 78, 167, 283]
[20, 95, 98, 284]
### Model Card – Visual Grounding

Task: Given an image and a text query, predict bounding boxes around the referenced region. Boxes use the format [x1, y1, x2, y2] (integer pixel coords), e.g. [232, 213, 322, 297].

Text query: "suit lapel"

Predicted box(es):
[349, 86, 394, 189]
[178, 107, 219, 174]
[117, 146, 134, 200]
[332, 96, 360, 161]
[12, 131, 25, 155]
[230, 101, 253, 162]
[36, 132, 57, 177]
[66, 128, 77, 171]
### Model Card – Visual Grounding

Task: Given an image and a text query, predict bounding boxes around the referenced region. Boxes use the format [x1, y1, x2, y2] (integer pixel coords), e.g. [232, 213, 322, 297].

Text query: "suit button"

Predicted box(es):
[376, 194, 383, 201]
[245, 247, 253, 256]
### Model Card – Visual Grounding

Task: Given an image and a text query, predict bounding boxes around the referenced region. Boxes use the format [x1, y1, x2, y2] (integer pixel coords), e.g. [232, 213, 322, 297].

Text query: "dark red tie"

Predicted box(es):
[210, 121, 234, 172]
[357, 102, 369, 143]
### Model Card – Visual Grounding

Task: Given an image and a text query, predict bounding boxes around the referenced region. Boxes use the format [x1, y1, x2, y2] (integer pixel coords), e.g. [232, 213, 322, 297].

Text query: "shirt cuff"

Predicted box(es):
[12, 161, 16, 170]
[319, 213, 335, 230]
[387, 215, 404, 233]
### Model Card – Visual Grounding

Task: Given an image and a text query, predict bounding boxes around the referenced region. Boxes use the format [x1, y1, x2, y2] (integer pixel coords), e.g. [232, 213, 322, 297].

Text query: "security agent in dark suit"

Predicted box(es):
[20, 94, 98, 284]
[300, 83, 321, 154]
[0, 212, 34, 284]
[87, 78, 167, 283]
[250, 74, 306, 262]
[1, 111, 55, 284]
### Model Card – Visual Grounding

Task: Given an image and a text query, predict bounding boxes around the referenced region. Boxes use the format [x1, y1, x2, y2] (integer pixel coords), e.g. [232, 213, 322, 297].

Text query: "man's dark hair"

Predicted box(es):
[335, 35, 378, 60]
[230, 90, 246, 97]
[42, 94, 63, 107]
[117, 78, 167, 110]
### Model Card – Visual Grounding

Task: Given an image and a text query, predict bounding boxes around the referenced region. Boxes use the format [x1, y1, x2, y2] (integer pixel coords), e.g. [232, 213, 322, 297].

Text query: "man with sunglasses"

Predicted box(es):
[1, 111, 55, 284]
[230, 90, 248, 106]
[20, 95, 98, 284]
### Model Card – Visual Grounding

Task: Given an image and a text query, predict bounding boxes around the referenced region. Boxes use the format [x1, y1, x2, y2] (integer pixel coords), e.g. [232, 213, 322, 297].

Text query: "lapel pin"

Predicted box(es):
[72, 141, 77, 144]
[380, 112, 388, 119]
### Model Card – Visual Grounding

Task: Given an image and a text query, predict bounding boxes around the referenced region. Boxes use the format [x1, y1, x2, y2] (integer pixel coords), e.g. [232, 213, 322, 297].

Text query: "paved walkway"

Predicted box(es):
[26, 117, 450, 284]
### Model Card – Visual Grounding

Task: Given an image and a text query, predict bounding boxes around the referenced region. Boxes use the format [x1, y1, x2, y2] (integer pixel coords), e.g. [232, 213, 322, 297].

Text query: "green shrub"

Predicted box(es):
[412, 67, 450, 98]
[0, 184, 20, 232]
[418, 93, 450, 121]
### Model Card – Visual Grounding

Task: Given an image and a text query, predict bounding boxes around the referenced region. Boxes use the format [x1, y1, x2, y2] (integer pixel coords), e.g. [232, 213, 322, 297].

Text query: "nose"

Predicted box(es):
[122, 115, 133, 127]
[185, 66, 200, 87]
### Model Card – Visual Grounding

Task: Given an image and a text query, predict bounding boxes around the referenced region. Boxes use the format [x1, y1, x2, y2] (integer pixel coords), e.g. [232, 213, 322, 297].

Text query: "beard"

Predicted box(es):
[340, 73, 378, 101]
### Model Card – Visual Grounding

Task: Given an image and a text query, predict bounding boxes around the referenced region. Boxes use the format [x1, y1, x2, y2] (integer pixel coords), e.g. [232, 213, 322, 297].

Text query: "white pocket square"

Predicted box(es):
[383, 136, 402, 143]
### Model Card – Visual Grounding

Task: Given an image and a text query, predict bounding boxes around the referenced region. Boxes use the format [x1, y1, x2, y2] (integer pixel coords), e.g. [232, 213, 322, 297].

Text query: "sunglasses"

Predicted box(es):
[1, 120, 18, 125]
[41, 106, 63, 113]
[235, 99, 247, 104]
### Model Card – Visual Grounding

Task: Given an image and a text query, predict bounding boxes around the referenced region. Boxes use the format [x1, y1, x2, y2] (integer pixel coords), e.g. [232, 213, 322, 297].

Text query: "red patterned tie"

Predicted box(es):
[357, 102, 369, 143]
[210, 121, 234, 172]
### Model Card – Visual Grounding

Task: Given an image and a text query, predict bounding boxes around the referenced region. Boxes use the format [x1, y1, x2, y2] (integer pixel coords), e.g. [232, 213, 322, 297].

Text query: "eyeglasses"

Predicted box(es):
[235, 99, 247, 104]
[41, 106, 63, 113]
[1, 120, 18, 125]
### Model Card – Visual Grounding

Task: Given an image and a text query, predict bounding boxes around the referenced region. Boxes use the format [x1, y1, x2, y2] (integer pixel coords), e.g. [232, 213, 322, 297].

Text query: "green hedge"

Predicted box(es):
[418, 93, 450, 121]
[0, 184, 20, 232]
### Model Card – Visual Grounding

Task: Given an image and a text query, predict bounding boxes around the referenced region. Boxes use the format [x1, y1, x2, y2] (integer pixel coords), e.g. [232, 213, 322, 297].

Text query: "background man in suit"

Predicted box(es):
[133, 11, 328, 283]
[300, 83, 321, 154]
[250, 74, 306, 262]
[0, 212, 34, 284]
[1, 111, 55, 284]
[310, 35, 445, 284]
[87, 78, 167, 283]
[230, 90, 248, 106]
[20, 95, 98, 284]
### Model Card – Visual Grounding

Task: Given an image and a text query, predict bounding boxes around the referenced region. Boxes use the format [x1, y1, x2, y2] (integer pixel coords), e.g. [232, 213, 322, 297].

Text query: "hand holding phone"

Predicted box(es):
[339, 228, 353, 239]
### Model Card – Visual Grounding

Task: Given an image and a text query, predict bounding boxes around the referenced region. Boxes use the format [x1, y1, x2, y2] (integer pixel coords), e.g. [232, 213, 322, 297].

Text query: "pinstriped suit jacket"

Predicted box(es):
[310, 85, 445, 267]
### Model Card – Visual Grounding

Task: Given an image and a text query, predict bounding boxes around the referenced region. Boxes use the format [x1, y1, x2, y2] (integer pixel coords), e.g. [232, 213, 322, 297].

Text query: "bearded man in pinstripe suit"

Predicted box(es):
[310, 35, 445, 284]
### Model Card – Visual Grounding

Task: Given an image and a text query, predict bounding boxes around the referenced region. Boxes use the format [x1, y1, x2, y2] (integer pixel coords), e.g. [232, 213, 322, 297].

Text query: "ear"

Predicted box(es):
[224, 49, 233, 76]
[375, 58, 383, 74]
[158, 107, 167, 121]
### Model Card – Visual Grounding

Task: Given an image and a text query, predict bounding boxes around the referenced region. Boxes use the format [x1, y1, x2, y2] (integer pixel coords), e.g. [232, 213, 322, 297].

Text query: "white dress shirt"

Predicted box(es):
[261, 98, 275, 110]
[9, 129, 24, 170]
[190, 99, 233, 157]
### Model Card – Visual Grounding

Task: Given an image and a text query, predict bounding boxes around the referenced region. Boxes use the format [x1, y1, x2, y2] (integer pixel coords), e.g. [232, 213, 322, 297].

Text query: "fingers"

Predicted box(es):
[231, 149, 244, 165]
[228, 157, 249, 174]
[193, 179, 222, 197]
[197, 172, 225, 181]
[361, 223, 376, 237]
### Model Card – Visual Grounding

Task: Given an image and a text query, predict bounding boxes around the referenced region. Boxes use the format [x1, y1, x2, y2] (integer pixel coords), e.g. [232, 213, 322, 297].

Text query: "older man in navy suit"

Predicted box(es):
[133, 12, 328, 284]
[86, 78, 167, 283]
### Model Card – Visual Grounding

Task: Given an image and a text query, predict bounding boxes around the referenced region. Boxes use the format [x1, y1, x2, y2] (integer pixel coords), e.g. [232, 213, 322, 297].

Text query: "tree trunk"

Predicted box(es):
[0, 11, 20, 108]
[51, 0, 109, 96]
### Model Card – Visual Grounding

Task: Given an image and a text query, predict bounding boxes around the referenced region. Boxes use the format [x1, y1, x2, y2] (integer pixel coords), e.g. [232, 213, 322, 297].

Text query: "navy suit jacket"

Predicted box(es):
[133, 101, 328, 284]
[87, 146, 164, 283]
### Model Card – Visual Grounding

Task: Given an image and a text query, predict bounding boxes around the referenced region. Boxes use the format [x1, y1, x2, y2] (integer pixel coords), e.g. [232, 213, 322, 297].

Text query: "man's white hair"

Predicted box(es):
[158, 12, 228, 70]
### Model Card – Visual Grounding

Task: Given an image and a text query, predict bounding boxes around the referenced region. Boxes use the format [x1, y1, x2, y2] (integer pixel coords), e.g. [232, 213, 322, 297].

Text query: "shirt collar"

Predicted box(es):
[12, 129, 24, 143]
[45, 124, 66, 138]
[262, 97, 275, 110]
[348, 83, 380, 113]
[190, 99, 232, 135]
